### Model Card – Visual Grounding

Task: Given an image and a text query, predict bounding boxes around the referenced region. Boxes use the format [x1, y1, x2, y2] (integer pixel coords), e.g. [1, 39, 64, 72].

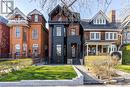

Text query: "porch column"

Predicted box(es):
[102, 45, 103, 53]
[86, 44, 88, 56]
[96, 45, 98, 55]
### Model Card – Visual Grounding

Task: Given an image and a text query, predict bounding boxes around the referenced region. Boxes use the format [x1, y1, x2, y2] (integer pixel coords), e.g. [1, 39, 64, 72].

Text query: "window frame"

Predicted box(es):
[32, 29, 38, 39]
[71, 28, 76, 36]
[16, 27, 20, 38]
[105, 32, 118, 40]
[90, 32, 101, 40]
[34, 14, 38, 22]
[56, 44, 62, 56]
[56, 27, 62, 36]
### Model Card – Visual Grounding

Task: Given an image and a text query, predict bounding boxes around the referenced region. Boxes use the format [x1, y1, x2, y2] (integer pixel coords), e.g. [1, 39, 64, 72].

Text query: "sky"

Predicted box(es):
[2, 0, 130, 20]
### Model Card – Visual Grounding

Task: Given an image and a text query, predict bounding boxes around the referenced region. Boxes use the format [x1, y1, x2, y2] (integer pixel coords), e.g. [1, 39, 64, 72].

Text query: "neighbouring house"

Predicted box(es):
[7, 7, 48, 59]
[27, 9, 48, 59]
[81, 10, 122, 56]
[48, 5, 83, 64]
[0, 16, 10, 58]
[121, 15, 130, 44]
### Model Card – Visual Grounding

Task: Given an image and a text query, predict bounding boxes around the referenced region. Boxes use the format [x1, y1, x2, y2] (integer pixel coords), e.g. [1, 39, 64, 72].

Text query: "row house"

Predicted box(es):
[7, 7, 48, 59]
[81, 10, 122, 56]
[0, 16, 10, 58]
[48, 5, 83, 64]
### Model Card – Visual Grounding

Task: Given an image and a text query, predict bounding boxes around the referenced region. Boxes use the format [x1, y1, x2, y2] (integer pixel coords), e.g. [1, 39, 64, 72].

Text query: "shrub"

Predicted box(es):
[122, 44, 130, 64]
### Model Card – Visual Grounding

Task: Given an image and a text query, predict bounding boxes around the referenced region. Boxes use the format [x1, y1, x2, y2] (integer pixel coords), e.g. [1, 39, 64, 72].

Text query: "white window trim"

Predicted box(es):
[90, 32, 101, 40]
[105, 32, 118, 40]
[93, 19, 106, 25]
[34, 15, 38, 22]
[56, 27, 62, 36]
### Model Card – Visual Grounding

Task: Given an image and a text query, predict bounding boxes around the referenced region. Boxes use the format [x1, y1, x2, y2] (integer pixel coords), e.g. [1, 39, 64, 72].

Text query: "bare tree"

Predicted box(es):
[30, 0, 113, 15]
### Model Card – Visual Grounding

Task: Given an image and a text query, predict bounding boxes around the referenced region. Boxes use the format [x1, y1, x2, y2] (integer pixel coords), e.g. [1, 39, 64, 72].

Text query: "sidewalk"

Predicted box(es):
[75, 65, 104, 85]
[115, 69, 130, 83]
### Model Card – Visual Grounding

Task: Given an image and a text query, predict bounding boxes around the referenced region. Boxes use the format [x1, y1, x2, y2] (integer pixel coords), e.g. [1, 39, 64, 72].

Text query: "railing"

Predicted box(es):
[8, 20, 28, 25]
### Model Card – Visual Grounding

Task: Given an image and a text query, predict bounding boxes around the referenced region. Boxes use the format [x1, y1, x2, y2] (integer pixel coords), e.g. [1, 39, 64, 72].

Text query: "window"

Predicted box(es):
[15, 44, 20, 53]
[16, 27, 20, 38]
[105, 32, 117, 40]
[93, 19, 106, 25]
[56, 45, 61, 56]
[23, 31, 27, 42]
[90, 32, 100, 40]
[56, 27, 62, 36]
[32, 29, 38, 39]
[71, 28, 76, 35]
[127, 33, 130, 39]
[34, 15, 38, 22]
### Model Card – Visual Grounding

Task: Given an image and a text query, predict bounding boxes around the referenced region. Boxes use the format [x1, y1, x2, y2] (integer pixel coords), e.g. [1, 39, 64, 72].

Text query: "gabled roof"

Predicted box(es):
[48, 4, 80, 21]
[27, 9, 42, 16]
[121, 15, 130, 28]
[80, 20, 120, 30]
[6, 7, 27, 20]
[48, 4, 62, 16]
[28, 9, 46, 22]
[90, 10, 110, 22]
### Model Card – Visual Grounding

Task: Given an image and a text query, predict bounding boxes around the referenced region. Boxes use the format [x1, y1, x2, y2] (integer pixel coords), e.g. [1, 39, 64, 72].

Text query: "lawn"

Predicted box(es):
[115, 65, 130, 73]
[0, 65, 77, 81]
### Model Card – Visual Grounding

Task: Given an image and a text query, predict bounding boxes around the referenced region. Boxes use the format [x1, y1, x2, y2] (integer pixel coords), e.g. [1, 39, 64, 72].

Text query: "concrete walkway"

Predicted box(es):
[115, 69, 130, 84]
[75, 65, 104, 85]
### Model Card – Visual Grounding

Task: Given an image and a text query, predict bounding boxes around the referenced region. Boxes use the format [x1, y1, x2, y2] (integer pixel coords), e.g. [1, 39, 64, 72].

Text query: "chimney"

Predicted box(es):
[109, 10, 116, 23]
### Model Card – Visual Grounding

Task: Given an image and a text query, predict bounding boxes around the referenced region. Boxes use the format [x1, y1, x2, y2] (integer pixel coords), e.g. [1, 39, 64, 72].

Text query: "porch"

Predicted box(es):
[84, 42, 117, 56]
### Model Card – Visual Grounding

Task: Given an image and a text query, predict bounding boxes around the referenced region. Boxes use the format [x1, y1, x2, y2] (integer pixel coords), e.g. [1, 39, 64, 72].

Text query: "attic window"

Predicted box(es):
[93, 19, 106, 25]
[34, 15, 38, 22]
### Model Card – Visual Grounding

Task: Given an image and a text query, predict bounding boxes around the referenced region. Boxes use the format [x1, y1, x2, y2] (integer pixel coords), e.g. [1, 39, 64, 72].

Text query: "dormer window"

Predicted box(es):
[93, 19, 106, 25]
[34, 15, 38, 22]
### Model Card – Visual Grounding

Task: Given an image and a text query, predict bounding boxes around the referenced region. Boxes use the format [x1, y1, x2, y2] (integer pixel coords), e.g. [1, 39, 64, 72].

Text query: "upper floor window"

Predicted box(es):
[34, 15, 38, 22]
[71, 28, 76, 36]
[16, 27, 20, 38]
[56, 27, 62, 36]
[32, 29, 38, 39]
[93, 19, 106, 25]
[90, 32, 101, 40]
[105, 32, 117, 40]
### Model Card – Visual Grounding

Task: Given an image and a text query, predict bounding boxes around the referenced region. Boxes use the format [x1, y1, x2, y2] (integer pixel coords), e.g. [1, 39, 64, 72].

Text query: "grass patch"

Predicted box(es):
[0, 65, 77, 81]
[115, 65, 130, 73]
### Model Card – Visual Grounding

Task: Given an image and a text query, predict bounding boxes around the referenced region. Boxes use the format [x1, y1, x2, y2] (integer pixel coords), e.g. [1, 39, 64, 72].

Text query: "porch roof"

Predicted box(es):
[84, 42, 115, 46]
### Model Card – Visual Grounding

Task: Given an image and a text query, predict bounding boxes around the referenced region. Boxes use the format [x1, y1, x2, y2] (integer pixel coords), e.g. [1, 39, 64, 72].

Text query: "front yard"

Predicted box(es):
[0, 65, 77, 81]
[85, 56, 120, 80]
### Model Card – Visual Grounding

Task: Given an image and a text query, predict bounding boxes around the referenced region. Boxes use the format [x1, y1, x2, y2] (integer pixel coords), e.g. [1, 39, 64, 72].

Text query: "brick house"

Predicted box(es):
[81, 10, 122, 56]
[48, 5, 83, 64]
[0, 16, 10, 58]
[7, 7, 48, 59]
